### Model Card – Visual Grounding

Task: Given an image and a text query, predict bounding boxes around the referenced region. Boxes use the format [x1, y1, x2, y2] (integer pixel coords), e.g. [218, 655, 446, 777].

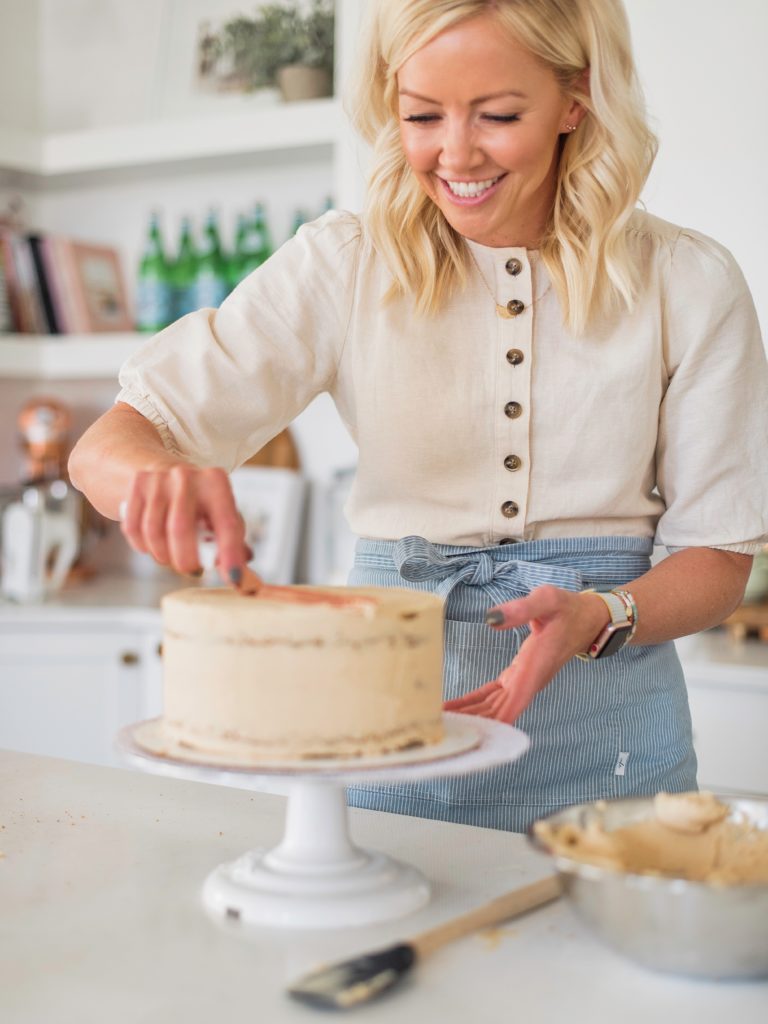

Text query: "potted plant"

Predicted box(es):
[219, 1, 335, 102]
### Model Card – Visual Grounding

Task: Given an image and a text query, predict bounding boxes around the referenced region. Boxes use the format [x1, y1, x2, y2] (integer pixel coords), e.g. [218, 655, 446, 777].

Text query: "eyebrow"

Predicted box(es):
[398, 88, 528, 103]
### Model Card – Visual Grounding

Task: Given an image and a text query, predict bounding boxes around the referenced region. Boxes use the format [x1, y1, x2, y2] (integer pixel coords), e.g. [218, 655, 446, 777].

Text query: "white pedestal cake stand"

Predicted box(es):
[118, 713, 529, 929]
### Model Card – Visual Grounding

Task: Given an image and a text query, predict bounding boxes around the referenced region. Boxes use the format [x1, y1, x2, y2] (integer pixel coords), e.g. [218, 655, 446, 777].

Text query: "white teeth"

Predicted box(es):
[445, 176, 500, 197]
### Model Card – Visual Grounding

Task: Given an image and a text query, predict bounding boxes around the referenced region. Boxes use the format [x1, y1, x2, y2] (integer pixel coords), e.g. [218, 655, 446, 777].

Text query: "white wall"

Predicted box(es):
[0, 0, 41, 130]
[627, 0, 767, 339]
[38, 0, 166, 132]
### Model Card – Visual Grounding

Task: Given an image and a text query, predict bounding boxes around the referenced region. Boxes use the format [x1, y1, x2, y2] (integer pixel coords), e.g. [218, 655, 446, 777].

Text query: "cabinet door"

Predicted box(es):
[138, 629, 164, 720]
[688, 678, 768, 795]
[0, 625, 150, 768]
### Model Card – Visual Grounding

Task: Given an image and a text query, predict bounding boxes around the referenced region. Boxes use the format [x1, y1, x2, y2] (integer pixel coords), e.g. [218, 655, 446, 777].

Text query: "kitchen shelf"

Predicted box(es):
[0, 333, 145, 379]
[0, 98, 341, 177]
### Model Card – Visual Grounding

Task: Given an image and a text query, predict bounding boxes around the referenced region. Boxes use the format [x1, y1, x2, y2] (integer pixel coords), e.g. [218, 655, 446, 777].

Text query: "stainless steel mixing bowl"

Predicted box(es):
[529, 795, 768, 980]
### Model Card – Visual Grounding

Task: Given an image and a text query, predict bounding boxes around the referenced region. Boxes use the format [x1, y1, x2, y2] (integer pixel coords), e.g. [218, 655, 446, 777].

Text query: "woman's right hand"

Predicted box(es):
[120, 463, 249, 583]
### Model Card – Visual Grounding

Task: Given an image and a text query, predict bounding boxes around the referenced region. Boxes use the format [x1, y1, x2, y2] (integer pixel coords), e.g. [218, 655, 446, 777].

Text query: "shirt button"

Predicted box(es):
[506, 299, 525, 317]
[504, 454, 522, 471]
[501, 501, 519, 518]
[505, 258, 523, 276]
[506, 349, 524, 366]
[504, 401, 522, 419]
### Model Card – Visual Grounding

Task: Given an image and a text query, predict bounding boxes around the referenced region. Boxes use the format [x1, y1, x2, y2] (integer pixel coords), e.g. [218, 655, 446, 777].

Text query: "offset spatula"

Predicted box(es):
[288, 874, 561, 1010]
[197, 532, 377, 611]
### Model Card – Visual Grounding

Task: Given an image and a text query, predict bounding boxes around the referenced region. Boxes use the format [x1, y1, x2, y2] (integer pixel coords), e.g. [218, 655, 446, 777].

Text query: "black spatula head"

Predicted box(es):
[288, 943, 417, 1010]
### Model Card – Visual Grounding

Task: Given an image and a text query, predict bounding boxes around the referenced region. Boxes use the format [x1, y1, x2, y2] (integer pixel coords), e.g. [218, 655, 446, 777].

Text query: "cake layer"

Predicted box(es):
[160, 585, 445, 760]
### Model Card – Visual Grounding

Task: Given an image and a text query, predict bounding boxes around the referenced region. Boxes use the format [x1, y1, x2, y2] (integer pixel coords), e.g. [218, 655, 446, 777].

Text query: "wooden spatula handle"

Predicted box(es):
[412, 875, 561, 959]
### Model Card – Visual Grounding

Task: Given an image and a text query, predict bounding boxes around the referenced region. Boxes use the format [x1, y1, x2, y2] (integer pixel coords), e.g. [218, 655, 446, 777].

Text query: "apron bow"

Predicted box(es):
[392, 535, 585, 605]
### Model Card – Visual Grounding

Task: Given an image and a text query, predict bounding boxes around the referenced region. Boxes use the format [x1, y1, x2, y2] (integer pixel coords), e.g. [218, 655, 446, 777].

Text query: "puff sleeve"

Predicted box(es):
[115, 211, 361, 472]
[654, 229, 768, 554]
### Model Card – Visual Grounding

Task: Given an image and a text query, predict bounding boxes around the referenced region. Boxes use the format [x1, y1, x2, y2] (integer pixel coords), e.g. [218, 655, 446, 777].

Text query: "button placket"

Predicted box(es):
[494, 251, 532, 539]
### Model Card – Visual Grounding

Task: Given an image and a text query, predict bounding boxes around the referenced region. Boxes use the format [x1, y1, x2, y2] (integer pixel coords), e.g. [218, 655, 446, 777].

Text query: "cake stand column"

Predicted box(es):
[263, 780, 366, 872]
[202, 778, 431, 928]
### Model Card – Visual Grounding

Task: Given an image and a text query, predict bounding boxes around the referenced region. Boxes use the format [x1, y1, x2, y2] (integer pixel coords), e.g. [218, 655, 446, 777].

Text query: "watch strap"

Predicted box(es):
[611, 589, 638, 643]
[576, 588, 635, 660]
[590, 590, 628, 627]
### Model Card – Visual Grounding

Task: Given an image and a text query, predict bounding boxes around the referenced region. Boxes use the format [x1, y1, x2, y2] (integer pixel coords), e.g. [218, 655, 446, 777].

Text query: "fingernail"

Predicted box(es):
[228, 567, 242, 585]
[486, 610, 505, 627]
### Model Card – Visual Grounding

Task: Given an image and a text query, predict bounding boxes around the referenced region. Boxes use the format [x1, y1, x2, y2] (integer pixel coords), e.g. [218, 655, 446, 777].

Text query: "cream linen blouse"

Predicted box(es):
[116, 209, 768, 554]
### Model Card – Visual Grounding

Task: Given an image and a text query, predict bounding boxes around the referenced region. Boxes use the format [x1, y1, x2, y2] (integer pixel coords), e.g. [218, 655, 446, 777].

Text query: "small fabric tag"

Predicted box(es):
[614, 752, 629, 776]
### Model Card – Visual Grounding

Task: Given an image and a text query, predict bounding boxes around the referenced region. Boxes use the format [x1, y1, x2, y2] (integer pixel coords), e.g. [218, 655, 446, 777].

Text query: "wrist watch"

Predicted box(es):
[578, 590, 635, 660]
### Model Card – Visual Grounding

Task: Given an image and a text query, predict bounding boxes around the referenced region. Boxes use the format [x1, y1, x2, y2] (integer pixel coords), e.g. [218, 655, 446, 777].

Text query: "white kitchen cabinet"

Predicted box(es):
[678, 632, 768, 796]
[688, 680, 768, 796]
[0, 616, 162, 768]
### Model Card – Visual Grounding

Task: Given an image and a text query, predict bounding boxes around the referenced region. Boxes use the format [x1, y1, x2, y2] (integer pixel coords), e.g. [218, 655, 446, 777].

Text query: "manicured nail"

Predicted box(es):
[228, 567, 242, 585]
[486, 610, 505, 626]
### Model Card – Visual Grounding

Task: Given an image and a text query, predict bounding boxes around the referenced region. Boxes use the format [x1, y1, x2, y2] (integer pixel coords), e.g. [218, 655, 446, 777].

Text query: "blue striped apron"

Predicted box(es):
[346, 535, 697, 833]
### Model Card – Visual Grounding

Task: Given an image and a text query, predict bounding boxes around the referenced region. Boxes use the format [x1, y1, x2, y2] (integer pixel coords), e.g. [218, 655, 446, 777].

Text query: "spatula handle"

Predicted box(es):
[412, 874, 561, 959]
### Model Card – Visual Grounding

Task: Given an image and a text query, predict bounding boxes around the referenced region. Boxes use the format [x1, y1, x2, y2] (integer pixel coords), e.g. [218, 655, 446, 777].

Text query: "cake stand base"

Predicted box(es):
[119, 713, 530, 930]
[202, 779, 430, 928]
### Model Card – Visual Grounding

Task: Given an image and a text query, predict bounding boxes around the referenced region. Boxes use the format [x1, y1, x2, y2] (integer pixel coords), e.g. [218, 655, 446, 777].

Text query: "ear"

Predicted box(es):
[561, 67, 590, 133]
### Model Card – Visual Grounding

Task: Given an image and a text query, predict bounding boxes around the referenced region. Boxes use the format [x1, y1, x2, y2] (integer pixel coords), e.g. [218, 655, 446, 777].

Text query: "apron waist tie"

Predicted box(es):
[392, 534, 585, 605]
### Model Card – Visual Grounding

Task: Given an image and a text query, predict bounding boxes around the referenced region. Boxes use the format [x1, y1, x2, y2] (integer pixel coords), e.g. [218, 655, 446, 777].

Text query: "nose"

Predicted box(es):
[439, 116, 484, 174]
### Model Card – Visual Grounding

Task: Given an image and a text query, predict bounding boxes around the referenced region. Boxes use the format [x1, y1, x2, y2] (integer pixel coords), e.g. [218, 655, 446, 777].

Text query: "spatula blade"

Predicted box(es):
[288, 943, 416, 1010]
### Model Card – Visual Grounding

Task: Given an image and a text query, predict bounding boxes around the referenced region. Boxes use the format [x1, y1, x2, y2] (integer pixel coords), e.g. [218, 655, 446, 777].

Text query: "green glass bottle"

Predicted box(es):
[228, 203, 272, 288]
[136, 212, 172, 332]
[290, 208, 309, 236]
[171, 216, 199, 319]
[194, 209, 229, 309]
[250, 201, 272, 266]
[227, 212, 248, 290]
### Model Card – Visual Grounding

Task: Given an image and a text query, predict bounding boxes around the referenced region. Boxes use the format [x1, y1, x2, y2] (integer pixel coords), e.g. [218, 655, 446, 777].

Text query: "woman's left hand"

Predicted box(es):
[443, 585, 611, 724]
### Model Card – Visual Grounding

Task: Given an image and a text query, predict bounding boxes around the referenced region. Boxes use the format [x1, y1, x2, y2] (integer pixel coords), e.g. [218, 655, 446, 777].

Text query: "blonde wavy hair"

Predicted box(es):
[346, 0, 657, 334]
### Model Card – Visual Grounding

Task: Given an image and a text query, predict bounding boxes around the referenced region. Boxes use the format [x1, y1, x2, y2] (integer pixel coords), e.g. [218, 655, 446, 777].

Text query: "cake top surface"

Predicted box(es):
[161, 585, 443, 618]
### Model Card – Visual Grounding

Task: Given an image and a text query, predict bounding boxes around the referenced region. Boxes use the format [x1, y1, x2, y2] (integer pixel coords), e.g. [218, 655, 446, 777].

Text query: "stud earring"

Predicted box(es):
[564, 123, 578, 132]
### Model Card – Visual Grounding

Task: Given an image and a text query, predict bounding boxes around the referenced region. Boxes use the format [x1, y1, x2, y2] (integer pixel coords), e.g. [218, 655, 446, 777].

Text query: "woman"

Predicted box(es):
[69, 0, 768, 831]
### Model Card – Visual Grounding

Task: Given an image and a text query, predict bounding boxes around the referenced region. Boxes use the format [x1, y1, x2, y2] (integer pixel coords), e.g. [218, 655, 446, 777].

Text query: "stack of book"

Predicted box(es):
[0, 230, 133, 335]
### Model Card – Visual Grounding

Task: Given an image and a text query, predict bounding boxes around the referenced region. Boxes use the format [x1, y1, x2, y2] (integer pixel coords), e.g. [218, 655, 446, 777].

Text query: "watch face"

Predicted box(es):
[596, 623, 631, 658]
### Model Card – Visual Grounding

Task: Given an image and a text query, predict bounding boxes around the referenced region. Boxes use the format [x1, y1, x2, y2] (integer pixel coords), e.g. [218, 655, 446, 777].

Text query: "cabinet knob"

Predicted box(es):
[120, 651, 140, 666]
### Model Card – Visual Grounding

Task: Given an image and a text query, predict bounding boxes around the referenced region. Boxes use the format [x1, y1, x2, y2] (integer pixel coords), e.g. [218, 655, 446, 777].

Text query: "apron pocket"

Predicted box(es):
[443, 618, 523, 701]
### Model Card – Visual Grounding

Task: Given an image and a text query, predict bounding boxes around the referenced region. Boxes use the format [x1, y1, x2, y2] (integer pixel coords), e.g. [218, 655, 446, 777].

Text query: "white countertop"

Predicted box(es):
[0, 749, 765, 1024]
[0, 572, 176, 624]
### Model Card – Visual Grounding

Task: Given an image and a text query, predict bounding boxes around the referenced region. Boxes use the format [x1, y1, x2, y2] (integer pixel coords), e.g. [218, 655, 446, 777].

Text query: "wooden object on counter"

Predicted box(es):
[243, 428, 300, 471]
[722, 602, 768, 642]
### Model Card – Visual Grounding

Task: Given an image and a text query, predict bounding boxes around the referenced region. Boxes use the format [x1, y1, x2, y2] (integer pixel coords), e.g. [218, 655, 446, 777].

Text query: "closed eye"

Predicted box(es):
[402, 113, 521, 125]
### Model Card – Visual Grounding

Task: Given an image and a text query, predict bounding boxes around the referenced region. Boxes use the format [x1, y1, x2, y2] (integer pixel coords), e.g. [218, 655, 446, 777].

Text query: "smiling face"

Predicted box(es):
[397, 13, 584, 248]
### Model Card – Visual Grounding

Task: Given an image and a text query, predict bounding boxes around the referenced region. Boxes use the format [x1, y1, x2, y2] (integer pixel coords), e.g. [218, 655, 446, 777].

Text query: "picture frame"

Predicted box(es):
[230, 466, 307, 585]
[63, 241, 133, 333]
